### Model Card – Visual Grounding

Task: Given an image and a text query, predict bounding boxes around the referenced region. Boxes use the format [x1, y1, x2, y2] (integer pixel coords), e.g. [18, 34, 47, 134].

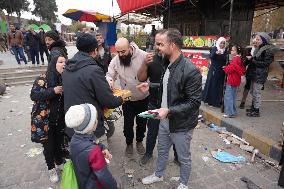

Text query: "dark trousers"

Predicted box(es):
[42, 121, 65, 170]
[39, 45, 49, 63]
[122, 97, 149, 145]
[145, 102, 178, 160]
[29, 48, 40, 65]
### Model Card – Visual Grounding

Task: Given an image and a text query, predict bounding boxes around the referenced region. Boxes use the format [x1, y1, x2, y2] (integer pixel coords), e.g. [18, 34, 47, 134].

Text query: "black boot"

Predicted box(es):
[240, 89, 249, 109]
[246, 102, 254, 112]
[247, 108, 260, 117]
[239, 102, 245, 109]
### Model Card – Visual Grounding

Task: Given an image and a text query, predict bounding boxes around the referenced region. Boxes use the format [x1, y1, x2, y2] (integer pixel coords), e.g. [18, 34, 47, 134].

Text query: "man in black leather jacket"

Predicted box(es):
[142, 29, 202, 189]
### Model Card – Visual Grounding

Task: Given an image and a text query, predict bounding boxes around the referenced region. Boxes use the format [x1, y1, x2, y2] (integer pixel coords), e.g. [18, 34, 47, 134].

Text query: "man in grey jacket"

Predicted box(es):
[106, 37, 149, 156]
[142, 29, 202, 189]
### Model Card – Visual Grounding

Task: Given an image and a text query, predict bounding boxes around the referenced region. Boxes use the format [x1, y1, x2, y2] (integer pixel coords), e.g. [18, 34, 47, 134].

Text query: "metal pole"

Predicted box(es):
[228, 0, 234, 37]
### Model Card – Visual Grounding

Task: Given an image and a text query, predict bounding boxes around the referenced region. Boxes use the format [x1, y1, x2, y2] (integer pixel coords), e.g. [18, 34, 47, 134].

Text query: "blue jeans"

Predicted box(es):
[145, 102, 178, 160]
[224, 84, 238, 116]
[155, 122, 193, 185]
[11, 46, 27, 64]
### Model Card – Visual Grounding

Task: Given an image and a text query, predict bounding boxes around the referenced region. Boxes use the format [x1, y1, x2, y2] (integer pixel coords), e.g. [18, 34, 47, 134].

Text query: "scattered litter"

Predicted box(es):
[8, 133, 13, 136]
[25, 148, 43, 157]
[16, 111, 23, 116]
[10, 100, 19, 103]
[202, 156, 209, 162]
[211, 150, 246, 163]
[251, 149, 259, 163]
[9, 109, 15, 112]
[6, 87, 11, 91]
[240, 144, 254, 153]
[195, 124, 201, 129]
[231, 134, 249, 145]
[240, 177, 261, 189]
[2, 95, 12, 99]
[47, 187, 54, 189]
[25, 84, 30, 86]
[17, 129, 22, 132]
[223, 138, 231, 145]
[209, 123, 226, 133]
[127, 174, 133, 178]
[125, 168, 135, 174]
[198, 115, 204, 123]
[229, 164, 242, 170]
[204, 147, 208, 151]
[170, 177, 180, 181]
[6, 116, 10, 119]
[226, 136, 241, 145]
[20, 144, 26, 148]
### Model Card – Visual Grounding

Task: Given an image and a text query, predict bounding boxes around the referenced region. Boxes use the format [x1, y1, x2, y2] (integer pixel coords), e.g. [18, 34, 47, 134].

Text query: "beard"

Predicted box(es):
[119, 53, 132, 67]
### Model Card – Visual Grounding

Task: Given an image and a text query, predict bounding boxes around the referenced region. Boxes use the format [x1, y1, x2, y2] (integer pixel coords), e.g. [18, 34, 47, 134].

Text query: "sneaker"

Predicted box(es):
[140, 154, 152, 166]
[142, 173, 163, 185]
[125, 144, 133, 156]
[48, 168, 59, 183]
[177, 183, 188, 189]
[136, 142, 146, 155]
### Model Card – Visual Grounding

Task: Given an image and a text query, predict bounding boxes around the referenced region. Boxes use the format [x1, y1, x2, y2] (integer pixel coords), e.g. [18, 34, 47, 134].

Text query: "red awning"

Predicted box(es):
[117, 0, 185, 14]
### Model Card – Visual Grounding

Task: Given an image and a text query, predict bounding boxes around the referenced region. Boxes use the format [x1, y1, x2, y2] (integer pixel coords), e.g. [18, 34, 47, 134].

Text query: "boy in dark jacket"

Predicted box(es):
[30, 56, 66, 183]
[65, 103, 117, 189]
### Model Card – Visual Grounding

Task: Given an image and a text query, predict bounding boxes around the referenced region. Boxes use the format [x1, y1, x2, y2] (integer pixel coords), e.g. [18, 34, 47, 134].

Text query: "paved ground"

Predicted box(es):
[0, 85, 282, 189]
[203, 81, 284, 142]
[0, 46, 78, 70]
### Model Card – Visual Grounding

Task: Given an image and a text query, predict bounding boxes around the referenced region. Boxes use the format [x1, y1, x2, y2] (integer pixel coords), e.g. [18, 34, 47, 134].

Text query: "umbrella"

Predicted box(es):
[39, 24, 51, 32]
[63, 9, 111, 22]
[27, 24, 39, 32]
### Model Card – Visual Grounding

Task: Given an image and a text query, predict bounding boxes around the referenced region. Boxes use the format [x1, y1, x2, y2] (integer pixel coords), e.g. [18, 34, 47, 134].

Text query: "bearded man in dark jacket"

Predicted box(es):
[62, 33, 125, 139]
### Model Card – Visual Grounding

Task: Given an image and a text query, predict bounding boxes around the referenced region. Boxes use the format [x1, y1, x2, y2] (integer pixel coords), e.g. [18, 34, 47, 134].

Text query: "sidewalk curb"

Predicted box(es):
[200, 106, 282, 162]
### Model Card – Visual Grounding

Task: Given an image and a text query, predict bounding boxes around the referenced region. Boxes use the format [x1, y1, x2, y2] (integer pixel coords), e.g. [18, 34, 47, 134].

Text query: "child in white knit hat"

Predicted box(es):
[65, 103, 117, 189]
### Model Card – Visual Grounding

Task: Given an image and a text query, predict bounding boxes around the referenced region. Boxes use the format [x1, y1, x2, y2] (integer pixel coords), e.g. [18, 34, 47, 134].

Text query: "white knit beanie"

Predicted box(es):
[65, 104, 98, 134]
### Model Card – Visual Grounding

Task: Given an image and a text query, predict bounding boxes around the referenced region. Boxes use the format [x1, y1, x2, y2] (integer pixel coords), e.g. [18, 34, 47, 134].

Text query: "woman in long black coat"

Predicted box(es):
[202, 37, 227, 107]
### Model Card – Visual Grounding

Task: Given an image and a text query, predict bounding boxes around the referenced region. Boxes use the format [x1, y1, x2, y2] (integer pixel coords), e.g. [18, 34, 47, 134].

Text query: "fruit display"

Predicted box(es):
[182, 36, 218, 48]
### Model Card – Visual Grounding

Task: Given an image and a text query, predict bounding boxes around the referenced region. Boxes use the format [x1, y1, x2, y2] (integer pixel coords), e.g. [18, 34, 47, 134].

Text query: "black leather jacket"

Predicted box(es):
[159, 54, 202, 133]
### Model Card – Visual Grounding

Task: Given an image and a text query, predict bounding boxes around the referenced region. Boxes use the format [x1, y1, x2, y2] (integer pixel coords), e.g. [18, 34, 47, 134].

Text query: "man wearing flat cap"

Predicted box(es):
[62, 33, 125, 139]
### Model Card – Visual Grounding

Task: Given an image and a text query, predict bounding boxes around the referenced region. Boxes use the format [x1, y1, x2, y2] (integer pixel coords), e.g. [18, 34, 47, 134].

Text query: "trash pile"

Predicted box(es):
[208, 123, 260, 163]
[207, 122, 280, 170]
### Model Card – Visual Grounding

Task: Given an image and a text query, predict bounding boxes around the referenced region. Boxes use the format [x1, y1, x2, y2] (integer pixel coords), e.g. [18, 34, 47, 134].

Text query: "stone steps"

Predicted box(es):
[0, 66, 47, 86]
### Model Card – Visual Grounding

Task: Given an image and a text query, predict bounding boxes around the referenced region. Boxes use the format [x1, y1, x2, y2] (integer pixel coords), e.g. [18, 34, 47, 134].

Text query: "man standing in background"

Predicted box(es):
[38, 28, 49, 65]
[7, 24, 28, 66]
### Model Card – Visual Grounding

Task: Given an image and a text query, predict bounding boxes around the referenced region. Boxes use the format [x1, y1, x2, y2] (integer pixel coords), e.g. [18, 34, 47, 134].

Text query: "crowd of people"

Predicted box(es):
[4, 24, 50, 66]
[202, 32, 278, 118]
[26, 24, 283, 189]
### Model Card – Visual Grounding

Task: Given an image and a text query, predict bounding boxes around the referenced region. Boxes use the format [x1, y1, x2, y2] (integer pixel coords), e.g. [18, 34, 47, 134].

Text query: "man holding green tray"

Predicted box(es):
[142, 29, 202, 189]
